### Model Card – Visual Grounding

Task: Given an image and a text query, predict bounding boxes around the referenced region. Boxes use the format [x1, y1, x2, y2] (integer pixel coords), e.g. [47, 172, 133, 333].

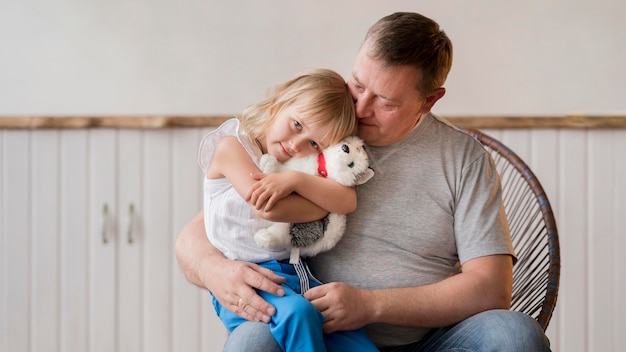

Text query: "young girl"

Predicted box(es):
[198, 69, 377, 352]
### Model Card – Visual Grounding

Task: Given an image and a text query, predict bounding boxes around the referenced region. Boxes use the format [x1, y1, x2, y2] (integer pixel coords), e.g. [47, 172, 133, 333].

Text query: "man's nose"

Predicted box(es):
[355, 92, 373, 118]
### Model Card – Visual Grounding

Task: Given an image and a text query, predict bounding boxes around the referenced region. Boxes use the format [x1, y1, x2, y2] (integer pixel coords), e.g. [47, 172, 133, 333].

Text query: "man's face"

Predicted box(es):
[347, 40, 444, 147]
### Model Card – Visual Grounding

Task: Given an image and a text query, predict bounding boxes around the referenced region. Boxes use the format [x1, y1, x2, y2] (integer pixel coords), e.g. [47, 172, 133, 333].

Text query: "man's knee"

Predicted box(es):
[223, 321, 281, 352]
[468, 310, 551, 351]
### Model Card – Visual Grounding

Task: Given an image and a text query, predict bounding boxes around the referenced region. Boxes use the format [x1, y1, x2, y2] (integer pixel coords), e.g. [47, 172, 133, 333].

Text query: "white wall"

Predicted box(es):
[1, 0, 625, 116]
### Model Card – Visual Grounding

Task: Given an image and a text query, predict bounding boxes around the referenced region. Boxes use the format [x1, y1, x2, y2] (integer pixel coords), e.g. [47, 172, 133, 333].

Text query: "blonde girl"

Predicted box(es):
[198, 69, 377, 352]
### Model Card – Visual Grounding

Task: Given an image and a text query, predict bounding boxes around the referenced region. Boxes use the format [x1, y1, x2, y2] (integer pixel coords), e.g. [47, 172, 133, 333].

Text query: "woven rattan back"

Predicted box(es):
[461, 128, 561, 331]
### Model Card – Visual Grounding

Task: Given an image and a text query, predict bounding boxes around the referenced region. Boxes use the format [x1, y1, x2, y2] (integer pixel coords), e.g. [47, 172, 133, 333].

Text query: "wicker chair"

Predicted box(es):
[460, 128, 561, 331]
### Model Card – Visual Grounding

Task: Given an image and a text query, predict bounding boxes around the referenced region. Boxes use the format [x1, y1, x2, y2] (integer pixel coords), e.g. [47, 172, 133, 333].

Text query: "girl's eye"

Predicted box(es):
[293, 120, 303, 130]
[309, 141, 319, 149]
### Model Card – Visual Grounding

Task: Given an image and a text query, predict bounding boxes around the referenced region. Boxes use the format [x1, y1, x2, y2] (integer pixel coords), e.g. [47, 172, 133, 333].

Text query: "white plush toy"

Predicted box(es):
[254, 135, 375, 264]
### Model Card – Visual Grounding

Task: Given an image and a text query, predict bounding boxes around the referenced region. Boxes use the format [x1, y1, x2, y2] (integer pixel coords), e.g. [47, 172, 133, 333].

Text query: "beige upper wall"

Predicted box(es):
[1, 0, 625, 116]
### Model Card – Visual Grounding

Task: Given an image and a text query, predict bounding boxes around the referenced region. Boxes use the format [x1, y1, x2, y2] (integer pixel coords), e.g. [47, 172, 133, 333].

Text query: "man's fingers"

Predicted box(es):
[231, 294, 270, 323]
[230, 264, 285, 321]
[248, 265, 285, 296]
[238, 291, 274, 323]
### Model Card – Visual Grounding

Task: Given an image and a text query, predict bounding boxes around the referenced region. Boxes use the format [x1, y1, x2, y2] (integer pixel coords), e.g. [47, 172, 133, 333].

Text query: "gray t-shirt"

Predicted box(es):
[307, 113, 515, 348]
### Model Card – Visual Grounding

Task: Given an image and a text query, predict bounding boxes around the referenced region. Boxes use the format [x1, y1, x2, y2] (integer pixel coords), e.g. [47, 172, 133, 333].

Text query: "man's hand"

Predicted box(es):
[175, 211, 286, 322]
[304, 282, 375, 333]
[208, 258, 287, 323]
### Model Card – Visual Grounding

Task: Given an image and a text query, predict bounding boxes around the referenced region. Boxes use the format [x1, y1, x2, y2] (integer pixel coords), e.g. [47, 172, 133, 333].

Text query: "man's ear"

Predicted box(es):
[420, 87, 446, 114]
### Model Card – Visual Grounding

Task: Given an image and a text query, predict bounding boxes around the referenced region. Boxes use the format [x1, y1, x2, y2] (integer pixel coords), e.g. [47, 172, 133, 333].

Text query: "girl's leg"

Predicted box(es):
[220, 260, 378, 352]
[214, 259, 325, 351]
[260, 288, 326, 352]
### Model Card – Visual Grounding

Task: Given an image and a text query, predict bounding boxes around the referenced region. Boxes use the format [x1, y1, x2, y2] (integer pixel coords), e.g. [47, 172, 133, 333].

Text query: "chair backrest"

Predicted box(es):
[461, 128, 561, 331]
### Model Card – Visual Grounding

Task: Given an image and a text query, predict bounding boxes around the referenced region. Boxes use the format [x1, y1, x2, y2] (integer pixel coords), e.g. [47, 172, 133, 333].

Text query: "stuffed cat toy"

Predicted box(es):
[254, 135, 374, 264]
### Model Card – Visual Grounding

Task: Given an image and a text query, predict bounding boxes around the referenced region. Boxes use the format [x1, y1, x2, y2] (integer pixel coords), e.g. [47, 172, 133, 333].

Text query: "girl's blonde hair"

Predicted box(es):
[240, 69, 356, 147]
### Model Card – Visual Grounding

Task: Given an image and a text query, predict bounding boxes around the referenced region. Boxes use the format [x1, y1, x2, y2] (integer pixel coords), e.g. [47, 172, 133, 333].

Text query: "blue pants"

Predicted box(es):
[213, 259, 377, 352]
[223, 309, 551, 352]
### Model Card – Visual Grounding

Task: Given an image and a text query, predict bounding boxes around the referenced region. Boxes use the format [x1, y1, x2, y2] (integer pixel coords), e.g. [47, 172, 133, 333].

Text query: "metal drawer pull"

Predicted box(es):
[128, 203, 135, 244]
[101, 203, 109, 244]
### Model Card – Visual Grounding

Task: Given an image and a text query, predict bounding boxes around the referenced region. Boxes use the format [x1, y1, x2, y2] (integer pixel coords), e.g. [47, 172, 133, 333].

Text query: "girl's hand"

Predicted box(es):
[246, 171, 300, 211]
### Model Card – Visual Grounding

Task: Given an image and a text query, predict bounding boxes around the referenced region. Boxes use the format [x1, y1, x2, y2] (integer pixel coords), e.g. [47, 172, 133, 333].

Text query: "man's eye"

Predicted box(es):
[294, 120, 303, 130]
[350, 81, 364, 93]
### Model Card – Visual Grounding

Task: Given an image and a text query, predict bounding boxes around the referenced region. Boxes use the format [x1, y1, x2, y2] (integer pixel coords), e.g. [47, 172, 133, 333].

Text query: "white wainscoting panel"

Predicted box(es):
[2, 127, 625, 352]
[482, 128, 626, 352]
[1, 128, 228, 352]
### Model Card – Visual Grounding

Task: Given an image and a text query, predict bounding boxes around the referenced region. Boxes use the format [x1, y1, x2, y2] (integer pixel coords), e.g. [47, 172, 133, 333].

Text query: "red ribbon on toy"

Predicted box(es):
[317, 152, 328, 178]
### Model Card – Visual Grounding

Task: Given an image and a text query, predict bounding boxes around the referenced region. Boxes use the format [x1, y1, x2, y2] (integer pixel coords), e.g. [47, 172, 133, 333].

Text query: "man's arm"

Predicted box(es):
[175, 211, 286, 322]
[304, 254, 512, 333]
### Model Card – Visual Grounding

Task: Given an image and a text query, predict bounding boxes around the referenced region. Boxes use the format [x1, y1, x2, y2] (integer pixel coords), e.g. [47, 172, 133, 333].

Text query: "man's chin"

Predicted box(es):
[357, 133, 378, 146]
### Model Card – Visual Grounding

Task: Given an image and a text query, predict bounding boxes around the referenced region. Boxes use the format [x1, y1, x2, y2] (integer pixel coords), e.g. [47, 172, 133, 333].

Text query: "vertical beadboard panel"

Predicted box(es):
[2, 131, 31, 352]
[502, 129, 533, 162]
[203, 306, 226, 352]
[142, 130, 173, 352]
[31, 130, 60, 352]
[588, 130, 617, 351]
[170, 127, 229, 352]
[171, 128, 206, 352]
[478, 128, 564, 351]
[530, 129, 561, 351]
[88, 129, 117, 352]
[559, 130, 588, 352]
[199, 127, 222, 352]
[615, 131, 626, 351]
[59, 130, 89, 352]
[0, 131, 4, 352]
[118, 130, 143, 352]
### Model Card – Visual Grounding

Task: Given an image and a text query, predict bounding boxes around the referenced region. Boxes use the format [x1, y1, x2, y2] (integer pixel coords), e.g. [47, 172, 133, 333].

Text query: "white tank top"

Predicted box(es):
[199, 118, 292, 262]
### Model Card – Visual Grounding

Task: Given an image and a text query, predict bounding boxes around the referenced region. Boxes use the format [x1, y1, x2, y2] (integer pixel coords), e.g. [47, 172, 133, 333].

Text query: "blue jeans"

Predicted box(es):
[223, 309, 551, 352]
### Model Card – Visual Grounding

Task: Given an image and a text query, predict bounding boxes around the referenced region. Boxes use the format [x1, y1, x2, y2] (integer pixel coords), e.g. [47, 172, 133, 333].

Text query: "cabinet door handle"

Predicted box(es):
[127, 203, 135, 244]
[101, 203, 109, 244]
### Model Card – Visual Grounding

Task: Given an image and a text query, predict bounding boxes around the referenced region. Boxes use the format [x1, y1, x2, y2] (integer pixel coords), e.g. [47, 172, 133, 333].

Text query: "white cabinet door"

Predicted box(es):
[1, 128, 227, 352]
[88, 129, 118, 352]
[117, 129, 143, 352]
[60, 130, 90, 352]
[1, 130, 31, 352]
[142, 130, 172, 352]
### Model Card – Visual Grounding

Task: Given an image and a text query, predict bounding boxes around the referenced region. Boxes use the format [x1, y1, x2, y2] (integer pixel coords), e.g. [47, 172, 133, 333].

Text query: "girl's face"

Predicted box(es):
[262, 104, 332, 163]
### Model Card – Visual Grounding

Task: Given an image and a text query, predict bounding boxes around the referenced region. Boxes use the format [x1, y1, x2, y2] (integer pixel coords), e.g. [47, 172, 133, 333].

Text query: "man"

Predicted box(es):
[176, 12, 550, 351]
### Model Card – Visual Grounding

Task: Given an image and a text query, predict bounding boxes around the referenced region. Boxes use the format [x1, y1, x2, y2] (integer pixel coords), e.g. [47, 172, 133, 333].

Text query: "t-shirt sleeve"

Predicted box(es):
[454, 149, 516, 265]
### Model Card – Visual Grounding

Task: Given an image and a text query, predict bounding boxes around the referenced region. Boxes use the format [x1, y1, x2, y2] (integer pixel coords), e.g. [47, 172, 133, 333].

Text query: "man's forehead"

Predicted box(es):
[352, 55, 421, 101]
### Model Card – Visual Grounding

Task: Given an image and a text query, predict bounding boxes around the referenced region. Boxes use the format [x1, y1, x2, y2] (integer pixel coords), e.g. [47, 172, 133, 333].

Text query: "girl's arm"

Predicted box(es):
[209, 136, 328, 223]
[247, 171, 356, 214]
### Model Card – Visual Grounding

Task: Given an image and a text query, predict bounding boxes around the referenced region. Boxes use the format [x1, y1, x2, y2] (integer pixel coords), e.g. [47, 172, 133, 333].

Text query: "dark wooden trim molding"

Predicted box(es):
[0, 116, 230, 129]
[445, 115, 626, 129]
[1, 115, 625, 129]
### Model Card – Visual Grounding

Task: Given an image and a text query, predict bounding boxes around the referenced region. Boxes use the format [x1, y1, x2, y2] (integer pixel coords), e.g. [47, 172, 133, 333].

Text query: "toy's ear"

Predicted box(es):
[355, 167, 375, 185]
